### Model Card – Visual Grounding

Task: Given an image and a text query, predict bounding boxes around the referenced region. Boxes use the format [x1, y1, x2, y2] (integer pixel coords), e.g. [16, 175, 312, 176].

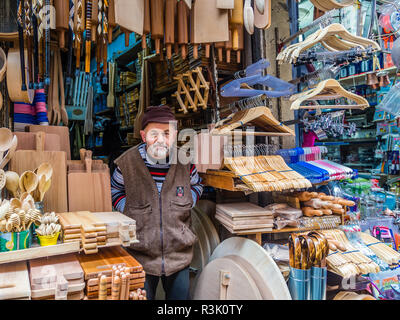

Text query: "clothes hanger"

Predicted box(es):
[220, 59, 295, 97]
[290, 79, 369, 110]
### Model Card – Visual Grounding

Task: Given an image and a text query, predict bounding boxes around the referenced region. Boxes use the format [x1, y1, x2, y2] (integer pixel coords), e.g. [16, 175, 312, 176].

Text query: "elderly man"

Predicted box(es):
[111, 105, 203, 300]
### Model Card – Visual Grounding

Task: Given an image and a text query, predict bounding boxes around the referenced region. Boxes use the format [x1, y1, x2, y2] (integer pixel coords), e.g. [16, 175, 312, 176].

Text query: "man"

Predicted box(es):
[111, 105, 203, 300]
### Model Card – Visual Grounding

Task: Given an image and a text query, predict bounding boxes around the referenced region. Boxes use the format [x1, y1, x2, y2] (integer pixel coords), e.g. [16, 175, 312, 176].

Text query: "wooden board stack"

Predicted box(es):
[0, 262, 31, 300]
[28, 254, 85, 300]
[215, 202, 274, 234]
[76, 247, 145, 299]
[58, 211, 107, 254]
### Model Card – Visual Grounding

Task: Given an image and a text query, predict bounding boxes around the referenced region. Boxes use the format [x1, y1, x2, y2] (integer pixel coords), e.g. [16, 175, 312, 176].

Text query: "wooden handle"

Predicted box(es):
[35, 131, 45, 151]
[177, 0, 188, 45]
[231, 0, 244, 25]
[232, 28, 239, 51]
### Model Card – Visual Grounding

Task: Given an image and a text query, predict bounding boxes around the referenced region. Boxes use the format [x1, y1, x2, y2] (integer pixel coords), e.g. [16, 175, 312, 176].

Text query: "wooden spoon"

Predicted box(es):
[5, 171, 20, 198]
[10, 198, 22, 210]
[0, 128, 13, 156]
[19, 171, 39, 194]
[36, 162, 53, 181]
[38, 175, 52, 202]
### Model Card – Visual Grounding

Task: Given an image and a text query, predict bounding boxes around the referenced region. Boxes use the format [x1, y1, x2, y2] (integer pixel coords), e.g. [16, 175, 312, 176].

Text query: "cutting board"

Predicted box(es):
[209, 237, 292, 299]
[193, 256, 262, 299]
[10, 131, 68, 213]
[76, 246, 143, 280]
[92, 212, 136, 234]
[31, 281, 85, 298]
[254, 0, 271, 29]
[29, 254, 84, 285]
[68, 157, 112, 212]
[26, 125, 71, 160]
[0, 261, 31, 300]
[216, 202, 273, 218]
[114, 0, 144, 34]
[13, 132, 61, 152]
[190, 0, 229, 44]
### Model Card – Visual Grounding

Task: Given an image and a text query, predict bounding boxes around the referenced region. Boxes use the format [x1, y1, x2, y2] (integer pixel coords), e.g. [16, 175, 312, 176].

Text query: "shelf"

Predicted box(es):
[0, 241, 80, 265]
[338, 66, 398, 87]
[116, 80, 141, 96]
[95, 108, 115, 117]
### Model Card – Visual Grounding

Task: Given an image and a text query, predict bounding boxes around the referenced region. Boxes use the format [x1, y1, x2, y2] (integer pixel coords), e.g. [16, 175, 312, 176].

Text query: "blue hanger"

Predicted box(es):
[220, 59, 296, 98]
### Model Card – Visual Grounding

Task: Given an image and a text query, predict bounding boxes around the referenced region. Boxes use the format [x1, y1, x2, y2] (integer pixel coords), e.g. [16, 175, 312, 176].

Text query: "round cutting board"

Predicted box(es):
[192, 256, 263, 300]
[192, 205, 220, 253]
[210, 237, 292, 300]
[191, 209, 211, 270]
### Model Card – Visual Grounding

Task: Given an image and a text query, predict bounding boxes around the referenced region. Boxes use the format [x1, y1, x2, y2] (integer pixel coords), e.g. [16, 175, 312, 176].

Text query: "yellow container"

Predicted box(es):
[38, 232, 60, 246]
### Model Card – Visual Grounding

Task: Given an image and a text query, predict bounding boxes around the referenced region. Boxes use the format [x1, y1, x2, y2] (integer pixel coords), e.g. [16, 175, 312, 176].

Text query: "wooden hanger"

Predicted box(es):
[211, 106, 295, 136]
[290, 79, 369, 110]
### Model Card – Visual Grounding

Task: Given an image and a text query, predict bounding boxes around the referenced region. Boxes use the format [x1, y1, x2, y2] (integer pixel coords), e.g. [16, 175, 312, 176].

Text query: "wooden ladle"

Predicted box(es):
[0, 135, 18, 169]
[5, 171, 20, 198]
[0, 128, 14, 154]
[10, 198, 22, 210]
[19, 171, 38, 195]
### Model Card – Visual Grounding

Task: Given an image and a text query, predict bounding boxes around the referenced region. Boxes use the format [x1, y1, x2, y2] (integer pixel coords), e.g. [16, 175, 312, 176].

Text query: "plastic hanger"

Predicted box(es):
[220, 59, 295, 98]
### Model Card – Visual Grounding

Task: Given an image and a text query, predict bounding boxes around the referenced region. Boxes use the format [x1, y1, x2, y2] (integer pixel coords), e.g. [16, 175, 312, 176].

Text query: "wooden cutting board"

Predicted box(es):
[26, 125, 71, 160]
[114, 0, 144, 34]
[31, 281, 85, 298]
[193, 256, 262, 299]
[29, 254, 84, 285]
[254, 0, 271, 29]
[0, 261, 31, 300]
[13, 132, 61, 152]
[191, 0, 229, 44]
[58, 211, 106, 230]
[216, 202, 273, 218]
[10, 132, 68, 213]
[215, 211, 273, 225]
[76, 246, 143, 280]
[68, 158, 112, 212]
[209, 237, 291, 299]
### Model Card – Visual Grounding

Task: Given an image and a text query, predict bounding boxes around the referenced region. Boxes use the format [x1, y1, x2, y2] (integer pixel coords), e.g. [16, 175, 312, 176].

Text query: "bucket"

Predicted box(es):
[38, 232, 60, 246]
[310, 266, 327, 300]
[288, 267, 311, 300]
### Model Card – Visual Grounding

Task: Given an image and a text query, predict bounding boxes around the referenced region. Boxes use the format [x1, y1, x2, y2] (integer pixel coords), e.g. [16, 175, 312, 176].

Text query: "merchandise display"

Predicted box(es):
[0, 0, 398, 304]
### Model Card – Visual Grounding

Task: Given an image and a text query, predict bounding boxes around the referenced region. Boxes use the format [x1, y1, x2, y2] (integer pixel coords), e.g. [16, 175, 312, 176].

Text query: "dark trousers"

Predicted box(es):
[144, 267, 190, 300]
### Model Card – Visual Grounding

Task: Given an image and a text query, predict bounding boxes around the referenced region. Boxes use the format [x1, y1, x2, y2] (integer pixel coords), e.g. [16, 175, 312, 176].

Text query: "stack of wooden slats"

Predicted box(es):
[76, 247, 145, 300]
[58, 211, 107, 254]
[29, 254, 85, 300]
[215, 202, 274, 234]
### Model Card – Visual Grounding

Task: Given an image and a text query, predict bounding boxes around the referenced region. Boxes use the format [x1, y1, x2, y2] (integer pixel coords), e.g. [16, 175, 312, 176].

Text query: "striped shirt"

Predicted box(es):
[111, 143, 203, 212]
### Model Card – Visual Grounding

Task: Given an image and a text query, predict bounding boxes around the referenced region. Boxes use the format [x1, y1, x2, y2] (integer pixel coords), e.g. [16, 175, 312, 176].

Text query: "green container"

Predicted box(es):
[0, 229, 32, 252]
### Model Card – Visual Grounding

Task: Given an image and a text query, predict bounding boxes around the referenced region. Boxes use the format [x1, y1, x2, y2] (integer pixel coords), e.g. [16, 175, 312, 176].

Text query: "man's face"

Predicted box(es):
[140, 122, 177, 159]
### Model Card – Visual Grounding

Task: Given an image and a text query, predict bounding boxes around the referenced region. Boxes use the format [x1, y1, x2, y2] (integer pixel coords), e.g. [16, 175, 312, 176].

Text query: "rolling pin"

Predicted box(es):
[108, 0, 116, 43]
[151, 0, 165, 55]
[90, 0, 98, 42]
[236, 24, 244, 63]
[85, 0, 92, 73]
[111, 275, 121, 300]
[74, 0, 86, 70]
[230, 0, 243, 50]
[55, 0, 69, 49]
[225, 29, 233, 63]
[177, 0, 188, 59]
[142, 0, 151, 49]
[165, 0, 176, 59]
[302, 207, 323, 217]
